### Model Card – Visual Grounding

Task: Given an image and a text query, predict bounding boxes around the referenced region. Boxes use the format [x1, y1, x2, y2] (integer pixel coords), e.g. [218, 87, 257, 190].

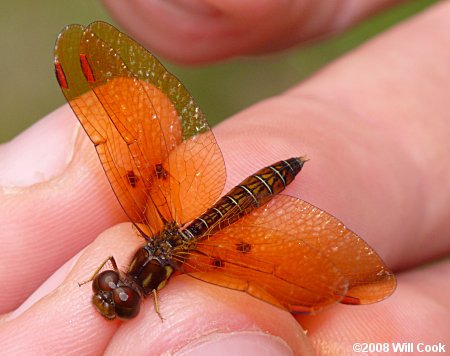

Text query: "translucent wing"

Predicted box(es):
[54, 23, 225, 236]
[180, 195, 396, 313]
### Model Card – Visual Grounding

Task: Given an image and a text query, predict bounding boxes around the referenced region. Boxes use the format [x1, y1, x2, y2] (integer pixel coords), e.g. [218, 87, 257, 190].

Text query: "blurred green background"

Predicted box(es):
[0, 0, 437, 143]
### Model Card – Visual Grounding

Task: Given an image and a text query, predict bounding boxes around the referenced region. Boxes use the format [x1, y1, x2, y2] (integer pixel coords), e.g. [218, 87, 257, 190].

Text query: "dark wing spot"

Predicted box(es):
[79, 53, 95, 83]
[211, 257, 223, 268]
[236, 242, 252, 254]
[155, 164, 168, 180]
[126, 171, 138, 187]
[54, 61, 68, 89]
[339, 295, 362, 305]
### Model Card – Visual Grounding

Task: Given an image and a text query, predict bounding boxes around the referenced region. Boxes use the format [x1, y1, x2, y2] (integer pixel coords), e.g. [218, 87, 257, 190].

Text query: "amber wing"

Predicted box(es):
[180, 194, 396, 313]
[54, 22, 225, 236]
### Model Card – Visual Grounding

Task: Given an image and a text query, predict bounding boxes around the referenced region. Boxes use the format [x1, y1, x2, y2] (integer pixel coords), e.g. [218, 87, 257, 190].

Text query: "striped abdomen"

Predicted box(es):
[183, 157, 306, 239]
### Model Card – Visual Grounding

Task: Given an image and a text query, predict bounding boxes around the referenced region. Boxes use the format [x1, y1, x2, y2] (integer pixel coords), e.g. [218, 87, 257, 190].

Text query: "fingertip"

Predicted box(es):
[103, 0, 402, 64]
[103, 0, 303, 64]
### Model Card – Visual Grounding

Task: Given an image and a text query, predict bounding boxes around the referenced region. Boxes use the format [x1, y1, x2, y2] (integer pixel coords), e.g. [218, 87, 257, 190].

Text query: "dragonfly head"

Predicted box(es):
[91, 270, 142, 319]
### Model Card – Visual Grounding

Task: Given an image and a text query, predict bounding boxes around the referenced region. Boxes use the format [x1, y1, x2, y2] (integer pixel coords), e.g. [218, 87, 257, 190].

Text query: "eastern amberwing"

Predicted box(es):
[54, 22, 396, 320]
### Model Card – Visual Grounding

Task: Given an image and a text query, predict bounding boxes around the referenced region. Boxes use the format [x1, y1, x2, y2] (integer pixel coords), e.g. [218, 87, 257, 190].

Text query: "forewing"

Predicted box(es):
[86, 22, 226, 225]
[54, 23, 226, 237]
[54, 24, 165, 235]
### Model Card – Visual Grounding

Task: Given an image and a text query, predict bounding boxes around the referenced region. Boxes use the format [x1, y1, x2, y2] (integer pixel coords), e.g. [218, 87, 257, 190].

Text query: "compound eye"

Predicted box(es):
[92, 270, 120, 293]
[113, 286, 141, 319]
[92, 292, 116, 320]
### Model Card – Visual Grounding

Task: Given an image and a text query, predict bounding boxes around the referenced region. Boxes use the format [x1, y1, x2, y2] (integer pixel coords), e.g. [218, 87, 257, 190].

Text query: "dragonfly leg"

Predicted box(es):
[78, 255, 118, 286]
[152, 289, 164, 322]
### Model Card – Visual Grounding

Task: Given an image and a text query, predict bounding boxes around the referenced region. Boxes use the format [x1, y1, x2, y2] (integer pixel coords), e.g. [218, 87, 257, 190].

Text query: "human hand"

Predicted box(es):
[1, 1, 449, 354]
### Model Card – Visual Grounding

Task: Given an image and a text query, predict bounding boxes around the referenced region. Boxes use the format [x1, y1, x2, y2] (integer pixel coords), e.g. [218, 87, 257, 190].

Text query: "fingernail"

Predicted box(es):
[0, 106, 78, 187]
[176, 332, 294, 356]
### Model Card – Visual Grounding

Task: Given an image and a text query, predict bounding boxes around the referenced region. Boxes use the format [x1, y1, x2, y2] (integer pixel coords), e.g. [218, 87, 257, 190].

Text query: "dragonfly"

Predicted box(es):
[54, 22, 396, 320]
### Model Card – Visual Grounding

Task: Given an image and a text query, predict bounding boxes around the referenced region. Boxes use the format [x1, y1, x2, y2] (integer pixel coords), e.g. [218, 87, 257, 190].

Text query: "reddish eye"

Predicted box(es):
[92, 270, 119, 293]
[113, 286, 141, 319]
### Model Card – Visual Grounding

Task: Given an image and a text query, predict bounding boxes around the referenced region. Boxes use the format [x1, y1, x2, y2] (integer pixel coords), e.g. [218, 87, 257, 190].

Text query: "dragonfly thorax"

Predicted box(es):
[127, 242, 175, 295]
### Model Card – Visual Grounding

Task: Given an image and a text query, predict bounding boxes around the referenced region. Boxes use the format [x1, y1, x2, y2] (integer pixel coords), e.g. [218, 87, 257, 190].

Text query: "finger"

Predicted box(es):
[0, 224, 314, 355]
[297, 259, 450, 354]
[102, 0, 401, 64]
[0, 106, 127, 313]
[213, 2, 450, 270]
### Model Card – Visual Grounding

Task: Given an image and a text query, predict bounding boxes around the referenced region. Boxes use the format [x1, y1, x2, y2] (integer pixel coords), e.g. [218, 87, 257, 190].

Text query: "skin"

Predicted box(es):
[0, 1, 449, 354]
